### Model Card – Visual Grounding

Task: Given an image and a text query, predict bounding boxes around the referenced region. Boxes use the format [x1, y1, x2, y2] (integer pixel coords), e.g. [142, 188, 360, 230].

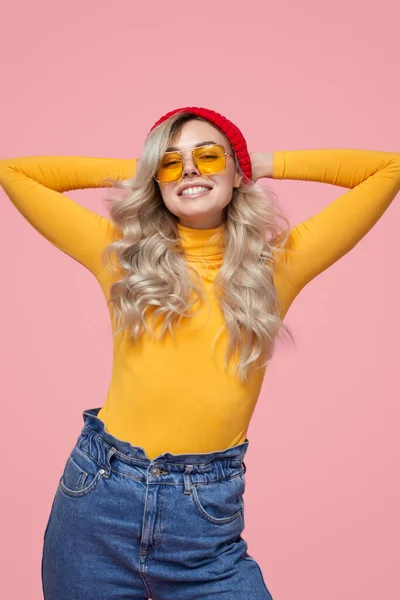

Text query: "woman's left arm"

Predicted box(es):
[251, 149, 400, 293]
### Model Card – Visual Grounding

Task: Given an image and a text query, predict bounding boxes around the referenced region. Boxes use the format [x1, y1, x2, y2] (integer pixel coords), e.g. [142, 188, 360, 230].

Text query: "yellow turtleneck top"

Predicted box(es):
[1, 150, 399, 459]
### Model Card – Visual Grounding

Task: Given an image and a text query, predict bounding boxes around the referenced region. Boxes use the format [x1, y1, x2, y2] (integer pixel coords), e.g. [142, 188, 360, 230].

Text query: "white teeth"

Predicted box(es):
[181, 186, 210, 196]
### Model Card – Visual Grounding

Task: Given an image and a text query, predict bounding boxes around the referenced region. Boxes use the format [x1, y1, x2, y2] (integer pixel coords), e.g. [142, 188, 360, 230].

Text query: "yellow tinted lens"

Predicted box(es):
[193, 145, 225, 175]
[156, 152, 182, 182]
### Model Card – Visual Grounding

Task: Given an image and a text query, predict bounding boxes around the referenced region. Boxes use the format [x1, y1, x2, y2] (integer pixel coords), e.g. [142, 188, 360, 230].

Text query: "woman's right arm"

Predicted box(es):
[0, 156, 137, 277]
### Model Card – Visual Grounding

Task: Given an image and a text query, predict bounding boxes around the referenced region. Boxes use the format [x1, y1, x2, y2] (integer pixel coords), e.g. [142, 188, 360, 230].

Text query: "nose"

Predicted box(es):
[181, 153, 200, 178]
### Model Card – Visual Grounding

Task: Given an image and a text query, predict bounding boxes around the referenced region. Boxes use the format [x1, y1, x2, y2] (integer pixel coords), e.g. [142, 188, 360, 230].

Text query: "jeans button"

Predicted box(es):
[151, 468, 161, 478]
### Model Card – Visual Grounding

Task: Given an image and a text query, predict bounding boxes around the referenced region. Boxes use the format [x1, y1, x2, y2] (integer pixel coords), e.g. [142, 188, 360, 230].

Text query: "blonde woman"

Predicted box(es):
[1, 106, 399, 600]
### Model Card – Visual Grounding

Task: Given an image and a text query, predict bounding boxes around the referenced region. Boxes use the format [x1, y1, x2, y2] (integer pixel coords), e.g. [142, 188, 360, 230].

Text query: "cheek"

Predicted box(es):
[217, 168, 236, 189]
[217, 177, 235, 198]
[159, 185, 175, 204]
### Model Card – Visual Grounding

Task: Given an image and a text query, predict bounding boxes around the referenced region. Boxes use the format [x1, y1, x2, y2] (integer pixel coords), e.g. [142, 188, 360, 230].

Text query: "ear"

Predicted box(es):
[233, 170, 243, 188]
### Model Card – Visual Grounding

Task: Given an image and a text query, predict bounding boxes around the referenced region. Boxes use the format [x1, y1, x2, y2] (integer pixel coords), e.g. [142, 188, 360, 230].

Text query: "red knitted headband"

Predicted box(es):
[149, 106, 252, 182]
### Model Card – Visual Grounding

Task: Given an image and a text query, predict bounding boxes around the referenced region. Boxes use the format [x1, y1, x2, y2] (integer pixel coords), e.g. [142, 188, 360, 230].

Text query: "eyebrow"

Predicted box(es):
[166, 140, 218, 152]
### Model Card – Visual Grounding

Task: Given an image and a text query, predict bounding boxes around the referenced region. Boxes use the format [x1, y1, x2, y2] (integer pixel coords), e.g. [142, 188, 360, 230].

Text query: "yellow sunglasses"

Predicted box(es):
[154, 144, 234, 183]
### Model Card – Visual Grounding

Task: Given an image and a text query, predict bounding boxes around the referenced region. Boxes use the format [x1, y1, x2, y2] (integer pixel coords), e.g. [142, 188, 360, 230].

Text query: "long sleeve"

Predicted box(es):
[272, 149, 400, 293]
[0, 156, 137, 276]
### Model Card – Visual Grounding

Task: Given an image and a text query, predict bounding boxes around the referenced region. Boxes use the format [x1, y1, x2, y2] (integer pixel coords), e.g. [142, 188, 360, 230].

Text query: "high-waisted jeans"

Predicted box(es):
[42, 407, 274, 599]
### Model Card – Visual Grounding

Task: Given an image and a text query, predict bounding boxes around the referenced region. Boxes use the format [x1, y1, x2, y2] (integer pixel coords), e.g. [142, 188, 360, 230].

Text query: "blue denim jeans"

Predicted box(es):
[42, 407, 273, 600]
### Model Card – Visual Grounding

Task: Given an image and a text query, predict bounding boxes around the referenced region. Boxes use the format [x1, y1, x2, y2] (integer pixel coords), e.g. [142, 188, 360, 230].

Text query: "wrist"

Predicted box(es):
[261, 152, 274, 178]
[250, 152, 274, 181]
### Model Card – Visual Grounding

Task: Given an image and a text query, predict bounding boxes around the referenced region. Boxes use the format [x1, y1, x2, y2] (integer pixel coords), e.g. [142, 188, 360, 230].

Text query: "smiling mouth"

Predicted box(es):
[179, 187, 213, 198]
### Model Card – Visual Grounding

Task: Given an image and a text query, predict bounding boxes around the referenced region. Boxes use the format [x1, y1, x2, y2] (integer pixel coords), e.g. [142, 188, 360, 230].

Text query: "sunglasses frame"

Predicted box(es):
[154, 143, 234, 183]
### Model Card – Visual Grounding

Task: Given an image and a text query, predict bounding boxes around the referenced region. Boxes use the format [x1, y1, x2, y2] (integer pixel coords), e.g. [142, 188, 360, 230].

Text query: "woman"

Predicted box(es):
[1, 106, 399, 600]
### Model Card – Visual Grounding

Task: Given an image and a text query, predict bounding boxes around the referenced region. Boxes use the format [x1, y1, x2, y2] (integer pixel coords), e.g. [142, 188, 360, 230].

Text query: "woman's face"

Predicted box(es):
[157, 119, 243, 229]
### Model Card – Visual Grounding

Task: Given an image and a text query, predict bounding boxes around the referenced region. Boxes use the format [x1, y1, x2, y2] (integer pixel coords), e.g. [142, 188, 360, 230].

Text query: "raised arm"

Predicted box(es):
[271, 149, 400, 293]
[0, 156, 137, 276]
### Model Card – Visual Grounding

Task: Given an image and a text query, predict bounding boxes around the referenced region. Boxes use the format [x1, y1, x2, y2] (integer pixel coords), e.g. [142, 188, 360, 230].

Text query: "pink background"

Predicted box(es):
[1, 1, 399, 598]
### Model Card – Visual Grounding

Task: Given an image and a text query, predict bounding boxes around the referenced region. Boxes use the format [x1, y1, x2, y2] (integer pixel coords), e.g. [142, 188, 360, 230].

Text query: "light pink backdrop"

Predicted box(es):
[1, 1, 399, 598]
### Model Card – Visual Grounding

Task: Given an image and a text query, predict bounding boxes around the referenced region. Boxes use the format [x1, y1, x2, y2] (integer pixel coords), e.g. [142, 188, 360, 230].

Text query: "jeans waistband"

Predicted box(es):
[79, 407, 249, 474]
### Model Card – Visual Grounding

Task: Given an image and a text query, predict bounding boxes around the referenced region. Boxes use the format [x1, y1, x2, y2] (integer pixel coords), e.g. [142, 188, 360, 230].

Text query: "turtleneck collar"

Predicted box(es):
[177, 222, 225, 261]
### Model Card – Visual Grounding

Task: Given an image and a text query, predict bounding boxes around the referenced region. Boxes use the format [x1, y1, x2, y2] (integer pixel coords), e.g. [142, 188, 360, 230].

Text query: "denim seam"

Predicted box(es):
[194, 472, 244, 485]
[108, 467, 144, 483]
[76, 443, 105, 469]
[241, 556, 273, 598]
[190, 485, 244, 525]
[137, 556, 153, 598]
[151, 484, 165, 550]
[104, 467, 243, 484]
[59, 470, 103, 498]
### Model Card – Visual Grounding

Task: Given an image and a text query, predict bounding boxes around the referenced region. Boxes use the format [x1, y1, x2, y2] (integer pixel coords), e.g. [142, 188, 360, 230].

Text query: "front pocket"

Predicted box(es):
[58, 446, 105, 498]
[191, 474, 244, 525]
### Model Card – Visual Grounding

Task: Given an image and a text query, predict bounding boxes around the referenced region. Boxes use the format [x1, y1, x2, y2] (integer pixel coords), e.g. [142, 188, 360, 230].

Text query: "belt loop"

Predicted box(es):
[103, 445, 117, 478]
[183, 464, 194, 495]
[241, 460, 247, 474]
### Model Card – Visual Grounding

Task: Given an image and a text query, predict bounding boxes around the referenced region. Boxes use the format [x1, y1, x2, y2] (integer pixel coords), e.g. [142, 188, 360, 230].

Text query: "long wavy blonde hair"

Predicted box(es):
[100, 111, 295, 382]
